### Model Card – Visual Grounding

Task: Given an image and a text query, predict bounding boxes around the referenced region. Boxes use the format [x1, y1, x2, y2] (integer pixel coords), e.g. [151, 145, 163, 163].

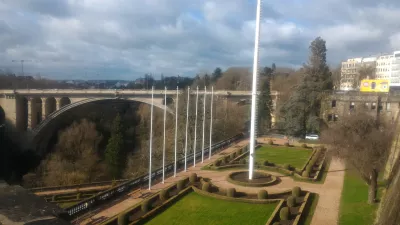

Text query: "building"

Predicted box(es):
[339, 51, 400, 91]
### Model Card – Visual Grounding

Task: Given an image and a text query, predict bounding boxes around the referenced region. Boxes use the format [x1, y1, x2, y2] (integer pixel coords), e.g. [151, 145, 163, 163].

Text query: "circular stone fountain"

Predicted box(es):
[227, 170, 278, 187]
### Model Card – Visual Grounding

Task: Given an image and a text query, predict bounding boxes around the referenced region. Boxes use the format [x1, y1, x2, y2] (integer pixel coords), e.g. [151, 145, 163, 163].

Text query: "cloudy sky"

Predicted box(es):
[0, 0, 400, 80]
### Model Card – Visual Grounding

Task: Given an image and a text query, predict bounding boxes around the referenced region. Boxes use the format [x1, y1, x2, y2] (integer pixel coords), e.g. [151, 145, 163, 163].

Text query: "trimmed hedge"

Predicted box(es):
[258, 190, 268, 199]
[141, 200, 150, 213]
[302, 170, 309, 177]
[273, 222, 280, 225]
[268, 140, 274, 145]
[279, 207, 289, 220]
[286, 196, 295, 207]
[117, 212, 129, 225]
[202, 182, 210, 192]
[301, 143, 308, 148]
[240, 158, 246, 164]
[284, 142, 290, 147]
[283, 164, 291, 170]
[189, 173, 197, 183]
[292, 187, 301, 197]
[227, 188, 236, 197]
[263, 160, 269, 166]
[177, 179, 186, 191]
[159, 189, 169, 201]
[215, 159, 222, 167]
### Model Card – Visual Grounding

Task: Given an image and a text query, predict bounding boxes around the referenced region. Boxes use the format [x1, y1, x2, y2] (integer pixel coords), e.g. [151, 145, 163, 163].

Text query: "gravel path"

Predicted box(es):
[77, 139, 345, 225]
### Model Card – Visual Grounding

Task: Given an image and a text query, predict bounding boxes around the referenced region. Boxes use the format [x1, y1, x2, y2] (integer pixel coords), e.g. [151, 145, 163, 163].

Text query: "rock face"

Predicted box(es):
[0, 180, 70, 225]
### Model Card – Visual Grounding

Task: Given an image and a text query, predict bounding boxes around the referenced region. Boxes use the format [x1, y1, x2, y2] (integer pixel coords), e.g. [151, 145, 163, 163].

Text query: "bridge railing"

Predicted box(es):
[60, 133, 245, 221]
[29, 179, 129, 193]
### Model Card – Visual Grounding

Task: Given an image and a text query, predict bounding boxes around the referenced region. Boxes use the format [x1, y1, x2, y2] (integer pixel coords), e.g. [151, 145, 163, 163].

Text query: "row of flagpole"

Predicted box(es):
[148, 86, 214, 190]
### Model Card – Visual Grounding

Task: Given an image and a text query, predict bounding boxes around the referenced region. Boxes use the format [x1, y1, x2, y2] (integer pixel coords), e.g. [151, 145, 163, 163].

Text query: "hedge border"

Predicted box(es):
[226, 171, 279, 187]
[293, 192, 311, 225]
[265, 199, 285, 225]
[300, 149, 317, 173]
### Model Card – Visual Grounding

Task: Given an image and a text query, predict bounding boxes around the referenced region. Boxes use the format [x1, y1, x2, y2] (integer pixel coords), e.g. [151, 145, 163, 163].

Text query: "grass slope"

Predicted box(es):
[252, 145, 312, 169]
[339, 171, 383, 225]
[145, 192, 277, 225]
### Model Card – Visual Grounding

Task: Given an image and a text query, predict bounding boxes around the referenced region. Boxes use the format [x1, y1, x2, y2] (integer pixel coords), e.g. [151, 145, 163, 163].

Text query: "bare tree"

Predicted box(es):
[322, 112, 394, 204]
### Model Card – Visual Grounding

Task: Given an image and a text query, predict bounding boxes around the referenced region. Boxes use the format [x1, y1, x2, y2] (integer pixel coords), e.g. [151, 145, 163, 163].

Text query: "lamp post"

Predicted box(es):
[249, 0, 262, 180]
[162, 86, 167, 183]
[174, 86, 179, 177]
[201, 86, 207, 163]
[148, 86, 154, 189]
[209, 86, 214, 159]
[193, 86, 199, 167]
[184, 87, 190, 171]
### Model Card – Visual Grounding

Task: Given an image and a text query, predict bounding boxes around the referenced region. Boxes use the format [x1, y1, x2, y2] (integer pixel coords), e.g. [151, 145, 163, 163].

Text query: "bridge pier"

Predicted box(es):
[27, 98, 32, 130]
[41, 97, 46, 121]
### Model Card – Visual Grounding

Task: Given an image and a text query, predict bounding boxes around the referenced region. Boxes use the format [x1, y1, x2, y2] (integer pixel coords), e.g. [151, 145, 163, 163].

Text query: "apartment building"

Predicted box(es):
[339, 51, 400, 90]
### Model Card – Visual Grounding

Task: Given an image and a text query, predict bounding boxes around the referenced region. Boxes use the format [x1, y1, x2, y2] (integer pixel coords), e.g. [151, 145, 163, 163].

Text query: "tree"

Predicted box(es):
[279, 37, 332, 137]
[258, 67, 274, 134]
[211, 67, 223, 82]
[353, 65, 376, 88]
[105, 114, 125, 178]
[322, 112, 394, 204]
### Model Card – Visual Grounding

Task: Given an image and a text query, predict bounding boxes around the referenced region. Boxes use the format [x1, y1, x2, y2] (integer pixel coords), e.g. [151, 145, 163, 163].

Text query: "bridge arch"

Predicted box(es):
[45, 97, 57, 118]
[16, 96, 28, 131]
[31, 97, 173, 156]
[0, 105, 5, 125]
[59, 97, 71, 108]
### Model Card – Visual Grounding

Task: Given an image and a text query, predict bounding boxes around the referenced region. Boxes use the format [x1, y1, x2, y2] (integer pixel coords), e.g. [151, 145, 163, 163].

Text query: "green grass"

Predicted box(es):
[339, 170, 384, 225]
[144, 192, 277, 225]
[251, 145, 313, 169]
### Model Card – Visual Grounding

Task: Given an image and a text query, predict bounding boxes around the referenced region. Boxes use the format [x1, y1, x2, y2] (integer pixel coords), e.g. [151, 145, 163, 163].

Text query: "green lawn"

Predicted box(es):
[251, 145, 313, 169]
[145, 192, 277, 225]
[339, 171, 384, 225]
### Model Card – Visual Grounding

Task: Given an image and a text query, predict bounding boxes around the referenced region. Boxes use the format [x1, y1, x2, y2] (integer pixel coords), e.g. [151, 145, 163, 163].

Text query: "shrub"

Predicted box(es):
[159, 189, 169, 201]
[258, 190, 268, 199]
[51, 195, 57, 202]
[263, 160, 269, 166]
[279, 207, 289, 220]
[273, 222, 280, 225]
[177, 179, 186, 191]
[117, 212, 129, 225]
[189, 173, 197, 183]
[215, 159, 222, 167]
[306, 164, 313, 172]
[202, 182, 210, 192]
[284, 142, 290, 147]
[287, 196, 296, 207]
[232, 152, 237, 158]
[268, 140, 274, 145]
[283, 164, 291, 170]
[236, 149, 242, 155]
[292, 186, 301, 197]
[141, 200, 150, 213]
[111, 179, 117, 187]
[240, 158, 246, 164]
[224, 156, 230, 164]
[301, 143, 307, 148]
[77, 192, 82, 200]
[302, 170, 309, 177]
[227, 188, 236, 197]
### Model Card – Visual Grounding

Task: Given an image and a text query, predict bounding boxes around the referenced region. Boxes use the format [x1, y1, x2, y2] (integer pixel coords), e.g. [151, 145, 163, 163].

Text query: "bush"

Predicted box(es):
[268, 140, 274, 145]
[283, 164, 291, 170]
[202, 182, 210, 192]
[302, 170, 309, 177]
[141, 200, 150, 213]
[306, 164, 313, 173]
[215, 159, 222, 167]
[177, 179, 186, 191]
[232, 152, 237, 159]
[77, 192, 82, 200]
[240, 158, 246, 164]
[279, 207, 289, 220]
[227, 188, 236, 197]
[284, 142, 290, 147]
[301, 143, 307, 148]
[236, 149, 242, 155]
[258, 190, 268, 199]
[273, 222, 280, 225]
[292, 186, 301, 197]
[111, 179, 117, 187]
[117, 212, 129, 225]
[287, 196, 296, 207]
[159, 189, 169, 201]
[263, 160, 269, 166]
[224, 156, 230, 164]
[189, 173, 197, 183]
[52, 195, 57, 202]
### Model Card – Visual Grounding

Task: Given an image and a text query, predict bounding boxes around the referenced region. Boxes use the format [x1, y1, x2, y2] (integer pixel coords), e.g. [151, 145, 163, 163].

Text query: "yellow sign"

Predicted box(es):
[360, 79, 390, 92]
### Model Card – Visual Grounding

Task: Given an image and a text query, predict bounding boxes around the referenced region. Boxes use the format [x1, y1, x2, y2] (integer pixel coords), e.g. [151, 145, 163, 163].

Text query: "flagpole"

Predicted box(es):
[209, 86, 214, 159]
[193, 86, 199, 167]
[249, 0, 262, 180]
[184, 87, 190, 172]
[201, 86, 207, 163]
[174, 86, 178, 177]
[148, 86, 154, 189]
[162, 86, 167, 183]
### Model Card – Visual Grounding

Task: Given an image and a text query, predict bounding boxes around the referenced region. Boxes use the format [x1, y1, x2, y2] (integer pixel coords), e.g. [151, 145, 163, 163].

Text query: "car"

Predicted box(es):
[305, 134, 319, 140]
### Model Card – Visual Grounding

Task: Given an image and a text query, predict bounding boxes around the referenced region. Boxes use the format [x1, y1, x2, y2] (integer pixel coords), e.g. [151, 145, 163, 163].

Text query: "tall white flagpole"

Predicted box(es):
[162, 86, 167, 183]
[209, 86, 214, 159]
[148, 86, 154, 189]
[184, 87, 190, 171]
[174, 86, 178, 177]
[249, 0, 262, 180]
[193, 86, 199, 167]
[201, 86, 207, 163]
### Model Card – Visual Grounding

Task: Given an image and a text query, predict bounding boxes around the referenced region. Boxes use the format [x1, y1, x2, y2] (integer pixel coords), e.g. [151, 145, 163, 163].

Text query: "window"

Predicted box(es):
[386, 102, 391, 110]
[364, 102, 369, 109]
[332, 100, 337, 108]
[328, 114, 333, 121]
[334, 115, 339, 122]
[372, 103, 376, 110]
[350, 102, 355, 109]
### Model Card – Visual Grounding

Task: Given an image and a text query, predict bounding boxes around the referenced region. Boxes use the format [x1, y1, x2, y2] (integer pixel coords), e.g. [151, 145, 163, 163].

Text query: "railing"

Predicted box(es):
[60, 133, 245, 221]
[29, 179, 129, 193]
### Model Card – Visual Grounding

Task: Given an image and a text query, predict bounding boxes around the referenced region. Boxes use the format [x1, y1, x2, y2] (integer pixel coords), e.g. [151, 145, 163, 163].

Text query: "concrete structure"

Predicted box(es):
[339, 51, 400, 90]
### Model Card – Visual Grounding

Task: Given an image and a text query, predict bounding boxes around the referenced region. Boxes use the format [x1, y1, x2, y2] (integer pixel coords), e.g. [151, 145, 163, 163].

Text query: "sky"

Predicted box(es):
[0, 0, 400, 80]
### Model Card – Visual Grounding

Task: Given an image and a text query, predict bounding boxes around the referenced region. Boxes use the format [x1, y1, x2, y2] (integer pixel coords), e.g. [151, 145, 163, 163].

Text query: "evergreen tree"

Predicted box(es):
[211, 67, 223, 82]
[258, 67, 274, 134]
[280, 37, 332, 137]
[105, 114, 124, 178]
